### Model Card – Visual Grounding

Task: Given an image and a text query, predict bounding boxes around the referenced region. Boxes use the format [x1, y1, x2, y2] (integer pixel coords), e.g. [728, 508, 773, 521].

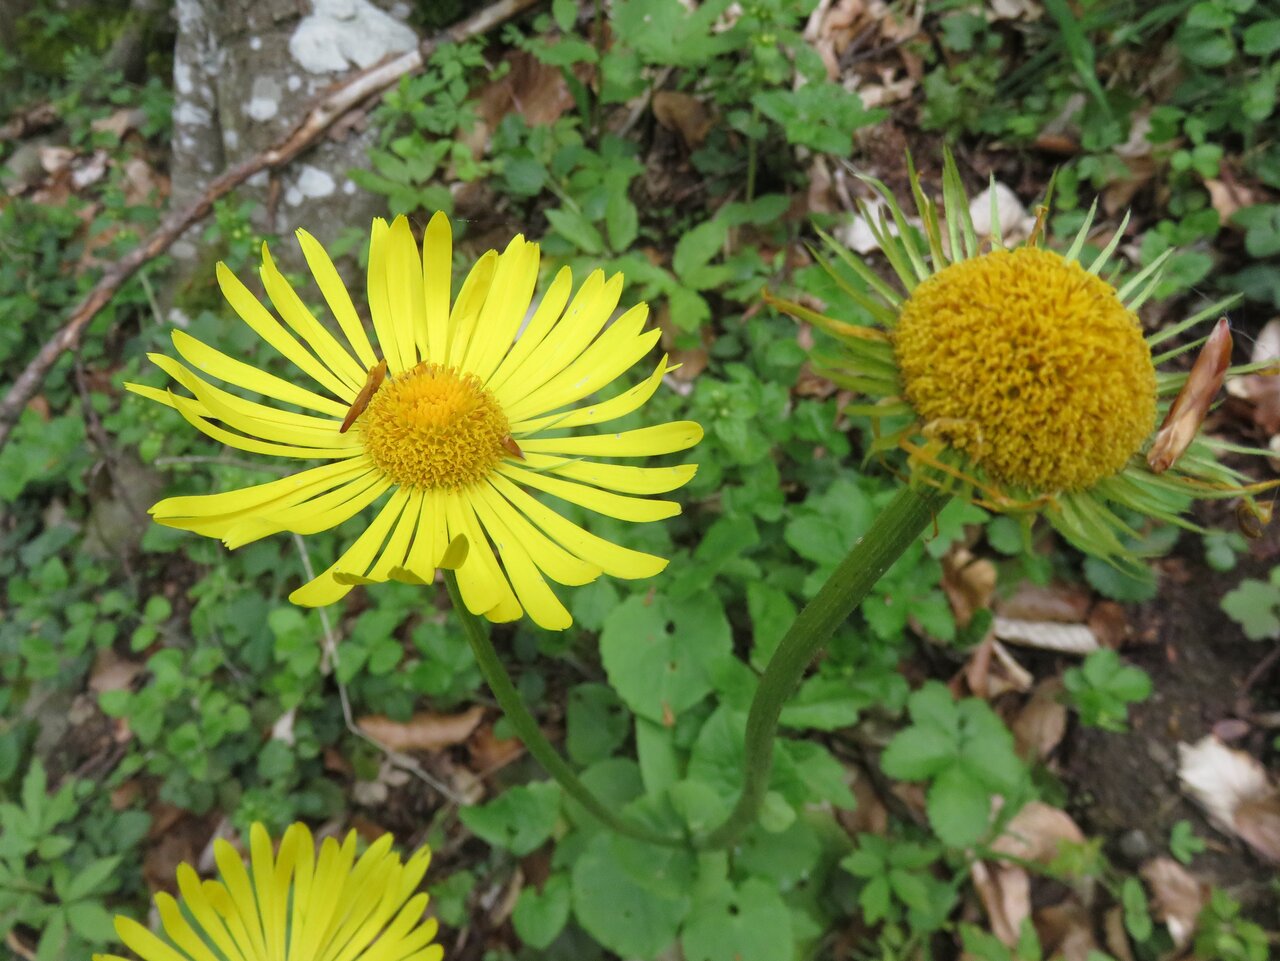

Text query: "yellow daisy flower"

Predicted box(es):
[771, 152, 1274, 567]
[129, 213, 702, 629]
[94, 822, 441, 961]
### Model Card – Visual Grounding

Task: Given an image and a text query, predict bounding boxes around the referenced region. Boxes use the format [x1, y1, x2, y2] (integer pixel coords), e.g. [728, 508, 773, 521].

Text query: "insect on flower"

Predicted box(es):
[339, 358, 388, 433]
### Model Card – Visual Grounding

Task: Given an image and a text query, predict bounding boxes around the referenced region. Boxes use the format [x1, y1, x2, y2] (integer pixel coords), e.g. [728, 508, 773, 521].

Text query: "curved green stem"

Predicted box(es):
[445, 571, 686, 848]
[697, 484, 950, 850]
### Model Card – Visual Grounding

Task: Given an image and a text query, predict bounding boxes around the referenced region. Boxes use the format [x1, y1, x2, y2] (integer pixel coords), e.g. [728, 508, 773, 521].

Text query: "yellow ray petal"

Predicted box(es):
[115, 917, 191, 961]
[521, 421, 703, 458]
[229, 472, 392, 546]
[355, 487, 424, 582]
[502, 308, 658, 420]
[519, 454, 698, 495]
[493, 271, 622, 401]
[167, 392, 364, 460]
[295, 228, 378, 369]
[488, 473, 667, 578]
[444, 491, 516, 619]
[473, 483, 599, 585]
[176, 865, 248, 961]
[217, 262, 355, 401]
[213, 838, 269, 961]
[396, 487, 449, 583]
[498, 463, 680, 522]
[384, 215, 427, 371]
[484, 265, 574, 395]
[170, 329, 350, 417]
[291, 836, 353, 961]
[155, 893, 222, 961]
[249, 824, 288, 961]
[149, 354, 346, 444]
[289, 488, 411, 606]
[260, 243, 366, 390]
[445, 250, 498, 369]
[284, 823, 315, 961]
[479, 503, 572, 629]
[366, 219, 413, 374]
[460, 237, 540, 383]
[421, 211, 452, 363]
[510, 356, 674, 433]
[151, 458, 370, 523]
[345, 894, 434, 961]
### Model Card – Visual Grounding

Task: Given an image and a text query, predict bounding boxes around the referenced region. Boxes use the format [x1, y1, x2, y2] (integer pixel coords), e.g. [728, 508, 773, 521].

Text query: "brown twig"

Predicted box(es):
[0, 0, 540, 454]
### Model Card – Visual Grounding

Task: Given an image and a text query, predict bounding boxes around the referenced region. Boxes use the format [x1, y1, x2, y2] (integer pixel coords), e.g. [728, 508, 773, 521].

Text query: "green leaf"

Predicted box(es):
[673, 219, 728, 285]
[64, 856, 121, 901]
[459, 782, 560, 856]
[926, 765, 993, 848]
[606, 190, 639, 251]
[571, 833, 688, 958]
[1122, 876, 1154, 942]
[1244, 21, 1280, 56]
[600, 593, 732, 724]
[544, 207, 604, 254]
[66, 900, 118, 942]
[880, 726, 957, 781]
[513, 873, 571, 949]
[566, 683, 629, 765]
[778, 675, 867, 731]
[682, 879, 793, 961]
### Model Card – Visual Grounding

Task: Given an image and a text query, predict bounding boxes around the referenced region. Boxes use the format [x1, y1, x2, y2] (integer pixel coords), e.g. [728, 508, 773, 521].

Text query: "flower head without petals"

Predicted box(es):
[129, 214, 702, 629]
[94, 823, 440, 961]
[771, 151, 1277, 568]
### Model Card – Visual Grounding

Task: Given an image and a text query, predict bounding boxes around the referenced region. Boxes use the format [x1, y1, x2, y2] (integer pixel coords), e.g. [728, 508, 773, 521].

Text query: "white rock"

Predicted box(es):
[289, 0, 417, 75]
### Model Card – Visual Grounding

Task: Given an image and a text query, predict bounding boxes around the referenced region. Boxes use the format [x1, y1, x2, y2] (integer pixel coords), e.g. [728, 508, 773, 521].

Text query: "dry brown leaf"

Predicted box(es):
[38, 145, 75, 174]
[357, 705, 485, 752]
[477, 50, 575, 129]
[1035, 901, 1100, 961]
[469, 719, 526, 771]
[991, 801, 1086, 864]
[1140, 856, 1207, 948]
[1178, 735, 1280, 862]
[88, 648, 143, 694]
[1087, 601, 1131, 650]
[942, 547, 997, 628]
[91, 107, 146, 140]
[1225, 317, 1280, 435]
[1205, 177, 1258, 222]
[964, 637, 1033, 699]
[1012, 679, 1068, 761]
[1234, 792, 1280, 864]
[997, 582, 1091, 622]
[652, 91, 714, 150]
[1102, 905, 1137, 961]
[994, 617, 1098, 655]
[971, 859, 1030, 947]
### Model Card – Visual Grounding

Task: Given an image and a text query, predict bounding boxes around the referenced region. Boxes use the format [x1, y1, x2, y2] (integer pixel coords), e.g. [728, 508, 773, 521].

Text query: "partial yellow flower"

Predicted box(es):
[94, 822, 440, 961]
[129, 213, 702, 629]
[772, 151, 1275, 568]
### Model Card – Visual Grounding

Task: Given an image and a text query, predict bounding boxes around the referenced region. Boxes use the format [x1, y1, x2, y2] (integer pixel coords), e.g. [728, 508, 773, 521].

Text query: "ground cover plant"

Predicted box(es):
[2, 2, 1280, 960]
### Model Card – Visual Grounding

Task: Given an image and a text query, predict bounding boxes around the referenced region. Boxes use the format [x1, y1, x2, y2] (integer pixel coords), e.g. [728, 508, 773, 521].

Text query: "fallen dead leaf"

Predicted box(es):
[1102, 905, 1137, 961]
[1087, 601, 1131, 650]
[942, 547, 997, 628]
[964, 636, 1033, 699]
[1178, 734, 1280, 862]
[1035, 900, 1100, 961]
[469, 719, 526, 772]
[1140, 856, 1206, 948]
[1011, 679, 1068, 761]
[357, 705, 485, 752]
[994, 617, 1098, 655]
[971, 859, 1030, 947]
[991, 801, 1086, 864]
[653, 91, 714, 150]
[997, 582, 1091, 622]
[88, 648, 143, 694]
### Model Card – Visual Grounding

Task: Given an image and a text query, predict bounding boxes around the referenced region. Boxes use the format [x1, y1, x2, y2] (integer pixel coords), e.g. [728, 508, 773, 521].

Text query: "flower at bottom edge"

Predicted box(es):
[93, 822, 442, 961]
[127, 212, 703, 630]
[773, 151, 1277, 569]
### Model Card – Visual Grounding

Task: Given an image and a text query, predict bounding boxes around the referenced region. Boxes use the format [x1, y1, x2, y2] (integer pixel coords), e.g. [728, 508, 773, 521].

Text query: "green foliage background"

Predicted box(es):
[2, 1, 1278, 959]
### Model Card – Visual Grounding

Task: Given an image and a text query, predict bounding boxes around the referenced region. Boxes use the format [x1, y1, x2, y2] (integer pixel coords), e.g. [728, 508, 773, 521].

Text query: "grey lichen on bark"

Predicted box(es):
[168, 0, 419, 273]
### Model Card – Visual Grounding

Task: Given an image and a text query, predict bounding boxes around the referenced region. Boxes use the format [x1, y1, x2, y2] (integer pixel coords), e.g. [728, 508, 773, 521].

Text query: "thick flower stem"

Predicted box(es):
[697, 484, 950, 851]
[445, 571, 687, 848]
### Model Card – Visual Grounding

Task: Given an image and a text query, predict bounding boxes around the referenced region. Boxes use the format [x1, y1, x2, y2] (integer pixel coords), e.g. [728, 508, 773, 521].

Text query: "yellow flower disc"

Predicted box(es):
[361, 362, 510, 490]
[894, 247, 1156, 492]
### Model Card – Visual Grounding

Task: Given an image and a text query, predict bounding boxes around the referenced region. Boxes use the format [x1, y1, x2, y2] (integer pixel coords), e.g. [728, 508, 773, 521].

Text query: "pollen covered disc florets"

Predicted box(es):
[361, 361, 511, 490]
[893, 246, 1157, 492]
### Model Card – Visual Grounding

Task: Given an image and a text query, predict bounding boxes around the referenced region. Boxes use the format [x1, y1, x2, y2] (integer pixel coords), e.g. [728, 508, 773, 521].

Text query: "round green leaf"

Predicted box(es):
[683, 879, 793, 961]
[572, 833, 688, 959]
